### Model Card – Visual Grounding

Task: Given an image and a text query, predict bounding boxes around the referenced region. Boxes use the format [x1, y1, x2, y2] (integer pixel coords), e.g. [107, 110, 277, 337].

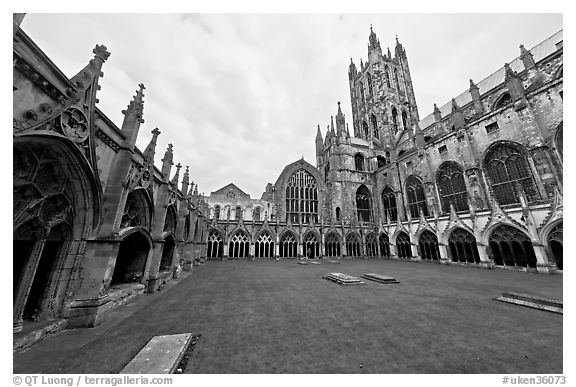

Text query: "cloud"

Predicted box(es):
[21, 13, 563, 197]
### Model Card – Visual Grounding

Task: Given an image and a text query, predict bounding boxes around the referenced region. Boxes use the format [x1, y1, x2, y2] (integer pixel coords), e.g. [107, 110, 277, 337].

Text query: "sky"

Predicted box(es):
[20, 13, 563, 198]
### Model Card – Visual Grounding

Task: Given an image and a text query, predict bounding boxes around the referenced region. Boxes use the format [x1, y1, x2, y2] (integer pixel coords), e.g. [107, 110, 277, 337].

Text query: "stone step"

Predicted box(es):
[496, 292, 563, 314]
[323, 272, 365, 286]
[361, 273, 400, 284]
[120, 333, 193, 374]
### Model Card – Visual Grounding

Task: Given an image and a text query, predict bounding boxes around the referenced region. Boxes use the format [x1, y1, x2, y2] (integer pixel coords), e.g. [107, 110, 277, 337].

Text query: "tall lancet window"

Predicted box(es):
[285, 169, 318, 224]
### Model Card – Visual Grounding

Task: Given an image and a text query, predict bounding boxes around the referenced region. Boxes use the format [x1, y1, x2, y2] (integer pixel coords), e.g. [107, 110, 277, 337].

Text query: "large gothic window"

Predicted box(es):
[405, 176, 429, 218]
[419, 230, 440, 261]
[371, 114, 378, 139]
[228, 231, 249, 258]
[355, 154, 365, 172]
[207, 230, 223, 259]
[396, 232, 412, 258]
[392, 108, 399, 133]
[394, 68, 401, 92]
[279, 232, 297, 258]
[325, 232, 341, 257]
[346, 233, 361, 257]
[437, 162, 469, 213]
[448, 228, 480, 264]
[489, 225, 537, 268]
[365, 233, 378, 257]
[285, 169, 318, 224]
[484, 144, 540, 205]
[381, 186, 397, 222]
[255, 232, 274, 258]
[356, 185, 372, 223]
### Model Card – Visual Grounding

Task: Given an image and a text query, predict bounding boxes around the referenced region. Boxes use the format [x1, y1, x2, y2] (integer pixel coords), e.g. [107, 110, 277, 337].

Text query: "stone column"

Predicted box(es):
[476, 243, 494, 269]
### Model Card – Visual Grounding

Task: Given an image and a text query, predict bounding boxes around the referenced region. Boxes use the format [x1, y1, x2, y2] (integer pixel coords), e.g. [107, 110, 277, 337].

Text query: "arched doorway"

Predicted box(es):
[346, 233, 361, 257]
[365, 233, 378, 257]
[324, 232, 341, 257]
[379, 233, 391, 258]
[396, 231, 412, 258]
[448, 228, 480, 264]
[255, 232, 274, 258]
[229, 231, 250, 258]
[303, 233, 320, 258]
[111, 231, 151, 285]
[207, 230, 223, 259]
[279, 232, 298, 258]
[22, 223, 70, 322]
[489, 225, 537, 268]
[419, 230, 440, 260]
[547, 223, 563, 270]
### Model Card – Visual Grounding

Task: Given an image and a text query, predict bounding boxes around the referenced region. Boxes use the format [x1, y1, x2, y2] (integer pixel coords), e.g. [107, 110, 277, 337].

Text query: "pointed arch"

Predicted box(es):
[163, 204, 177, 233]
[488, 224, 537, 268]
[207, 229, 224, 259]
[436, 161, 469, 213]
[493, 92, 512, 110]
[391, 107, 399, 133]
[354, 153, 365, 172]
[381, 186, 397, 222]
[379, 233, 391, 258]
[447, 228, 480, 264]
[303, 231, 320, 258]
[365, 232, 378, 257]
[345, 232, 361, 257]
[356, 185, 372, 223]
[370, 113, 378, 138]
[418, 230, 440, 261]
[285, 168, 318, 224]
[121, 188, 153, 230]
[255, 231, 274, 258]
[546, 222, 562, 270]
[483, 141, 540, 205]
[279, 231, 298, 258]
[405, 175, 428, 218]
[228, 230, 250, 258]
[325, 231, 341, 257]
[396, 231, 412, 258]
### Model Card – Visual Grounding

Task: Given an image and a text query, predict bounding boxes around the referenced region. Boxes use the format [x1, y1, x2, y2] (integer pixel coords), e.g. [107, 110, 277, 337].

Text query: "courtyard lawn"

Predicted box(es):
[14, 259, 562, 374]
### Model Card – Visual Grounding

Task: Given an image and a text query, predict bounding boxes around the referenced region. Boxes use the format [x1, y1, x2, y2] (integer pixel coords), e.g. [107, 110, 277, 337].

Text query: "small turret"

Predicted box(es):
[120, 83, 145, 148]
[519, 44, 535, 70]
[161, 144, 174, 181]
[182, 166, 190, 194]
[433, 103, 442, 123]
[348, 58, 357, 79]
[171, 163, 182, 186]
[451, 98, 465, 130]
[469, 79, 484, 114]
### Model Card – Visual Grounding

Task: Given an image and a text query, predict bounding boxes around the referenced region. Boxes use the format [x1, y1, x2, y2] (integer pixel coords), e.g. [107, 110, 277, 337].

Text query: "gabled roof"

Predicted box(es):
[210, 183, 251, 199]
[418, 30, 563, 131]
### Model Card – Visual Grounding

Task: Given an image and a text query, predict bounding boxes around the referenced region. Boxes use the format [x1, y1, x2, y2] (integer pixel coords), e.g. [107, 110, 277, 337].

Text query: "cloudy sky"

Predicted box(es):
[21, 13, 562, 198]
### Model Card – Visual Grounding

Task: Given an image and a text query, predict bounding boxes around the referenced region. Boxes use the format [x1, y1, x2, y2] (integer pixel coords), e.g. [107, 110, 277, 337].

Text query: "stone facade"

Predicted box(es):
[13, 17, 209, 333]
[205, 27, 563, 277]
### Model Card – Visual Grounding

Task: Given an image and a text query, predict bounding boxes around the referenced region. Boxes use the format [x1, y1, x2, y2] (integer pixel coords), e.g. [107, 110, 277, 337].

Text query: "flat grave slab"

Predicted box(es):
[323, 272, 365, 286]
[325, 260, 341, 264]
[496, 292, 562, 314]
[361, 273, 400, 284]
[297, 261, 309, 265]
[120, 333, 192, 374]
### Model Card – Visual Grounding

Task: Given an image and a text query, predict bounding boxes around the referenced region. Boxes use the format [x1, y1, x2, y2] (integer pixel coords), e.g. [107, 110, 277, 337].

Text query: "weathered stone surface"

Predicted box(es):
[496, 292, 562, 314]
[323, 272, 365, 286]
[120, 333, 193, 374]
[361, 273, 400, 284]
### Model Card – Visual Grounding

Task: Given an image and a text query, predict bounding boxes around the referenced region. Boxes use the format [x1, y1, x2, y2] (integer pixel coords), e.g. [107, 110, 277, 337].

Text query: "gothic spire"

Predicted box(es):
[182, 165, 190, 194]
[143, 127, 160, 162]
[171, 163, 182, 186]
[368, 24, 381, 51]
[161, 143, 174, 180]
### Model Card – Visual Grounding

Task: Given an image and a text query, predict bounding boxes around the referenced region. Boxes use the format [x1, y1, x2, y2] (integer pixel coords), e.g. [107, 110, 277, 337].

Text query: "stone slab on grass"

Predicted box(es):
[120, 333, 192, 374]
[361, 273, 400, 284]
[323, 272, 365, 286]
[496, 292, 562, 314]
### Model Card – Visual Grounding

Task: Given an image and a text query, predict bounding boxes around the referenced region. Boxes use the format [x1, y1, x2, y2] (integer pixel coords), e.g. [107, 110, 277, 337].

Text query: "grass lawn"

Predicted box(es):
[14, 259, 562, 374]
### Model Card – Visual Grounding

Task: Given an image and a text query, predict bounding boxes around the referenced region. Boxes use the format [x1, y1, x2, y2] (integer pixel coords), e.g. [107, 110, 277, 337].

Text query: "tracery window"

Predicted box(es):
[379, 233, 391, 257]
[213, 205, 220, 220]
[367, 73, 373, 95]
[381, 186, 397, 222]
[493, 92, 512, 110]
[489, 225, 537, 268]
[346, 233, 361, 257]
[303, 233, 320, 258]
[207, 230, 223, 259]
[228, 231, 249, 258]
[394, 68, 401, 92]
[354, 154, 365, 172]
[437, 162, 469, 213]
[396, 232, 412, 258]
[325, 232, 341, 257]
[448, 228, 480, 264]
[285, 169, 318, 224]
[365, 233, 378, 257]
[405, 176, 429, 218]
[235, 206, 242, 221]
[356, 185, 372, 223]
[484, 144, 540, 205]
[255, 232, 274, 258]
[253, 207, 261, 221]
[279, 232, 297, 258]
[419, 230, 440, 261]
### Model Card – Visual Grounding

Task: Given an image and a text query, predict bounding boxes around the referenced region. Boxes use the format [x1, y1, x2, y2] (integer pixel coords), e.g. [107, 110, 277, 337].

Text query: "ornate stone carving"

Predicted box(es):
[58, 107, 88, 143]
